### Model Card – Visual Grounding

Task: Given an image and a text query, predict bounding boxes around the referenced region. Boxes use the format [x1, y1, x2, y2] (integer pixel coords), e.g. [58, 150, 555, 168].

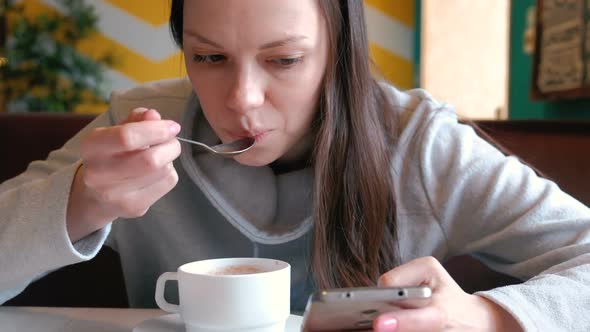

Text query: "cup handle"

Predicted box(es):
[155, 272, 180, 313]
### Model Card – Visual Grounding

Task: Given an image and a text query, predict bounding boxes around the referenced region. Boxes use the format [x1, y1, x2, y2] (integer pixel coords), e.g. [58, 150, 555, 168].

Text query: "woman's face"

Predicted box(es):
[182, 0, 329, 167]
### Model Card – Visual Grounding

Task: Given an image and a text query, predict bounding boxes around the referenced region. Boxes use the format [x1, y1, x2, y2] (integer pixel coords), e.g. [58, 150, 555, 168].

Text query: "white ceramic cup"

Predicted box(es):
[155, 257, 291, 332]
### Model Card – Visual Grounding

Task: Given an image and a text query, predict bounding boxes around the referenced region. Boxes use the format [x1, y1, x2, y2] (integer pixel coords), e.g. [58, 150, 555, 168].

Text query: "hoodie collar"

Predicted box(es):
[179, 94, 314, 244]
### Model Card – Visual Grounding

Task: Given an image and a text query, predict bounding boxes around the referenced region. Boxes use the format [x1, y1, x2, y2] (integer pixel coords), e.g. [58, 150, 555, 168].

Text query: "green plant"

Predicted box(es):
[0, 0, 114, 112]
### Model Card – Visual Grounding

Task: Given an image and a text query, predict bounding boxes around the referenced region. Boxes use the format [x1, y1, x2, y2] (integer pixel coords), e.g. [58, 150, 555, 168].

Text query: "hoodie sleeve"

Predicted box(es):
[0, 111, 116, 304]
[419, 105, 590, 331]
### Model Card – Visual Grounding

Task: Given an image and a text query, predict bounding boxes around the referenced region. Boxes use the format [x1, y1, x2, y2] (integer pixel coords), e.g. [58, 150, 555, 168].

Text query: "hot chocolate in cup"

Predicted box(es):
[155, 258, 291, 332]
[209, 264, 268, 275]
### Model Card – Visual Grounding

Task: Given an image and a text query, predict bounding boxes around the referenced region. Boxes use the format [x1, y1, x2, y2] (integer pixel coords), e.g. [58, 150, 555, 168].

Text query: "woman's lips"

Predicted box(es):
[230, 129, 271, 142]
[251, 131, 269, 142]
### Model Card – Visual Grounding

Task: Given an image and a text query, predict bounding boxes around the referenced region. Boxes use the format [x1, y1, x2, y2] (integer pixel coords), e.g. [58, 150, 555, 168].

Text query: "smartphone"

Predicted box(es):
[301, 286, 432, 331]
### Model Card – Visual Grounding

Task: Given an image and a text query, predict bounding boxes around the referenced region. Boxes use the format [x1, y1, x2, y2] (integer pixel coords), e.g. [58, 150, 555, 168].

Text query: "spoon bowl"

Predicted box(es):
[177, 136, 255, 157]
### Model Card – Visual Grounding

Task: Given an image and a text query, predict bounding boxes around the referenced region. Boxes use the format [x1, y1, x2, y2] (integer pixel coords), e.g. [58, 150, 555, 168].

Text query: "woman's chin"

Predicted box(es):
[233, 150, 278, 167]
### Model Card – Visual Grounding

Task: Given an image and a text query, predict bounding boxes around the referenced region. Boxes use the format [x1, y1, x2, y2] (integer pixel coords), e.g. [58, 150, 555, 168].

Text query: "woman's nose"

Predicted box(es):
[226, 66, 265, 114]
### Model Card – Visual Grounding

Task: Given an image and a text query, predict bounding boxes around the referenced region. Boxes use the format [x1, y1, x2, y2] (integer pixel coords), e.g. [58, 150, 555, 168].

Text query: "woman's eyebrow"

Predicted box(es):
[183, 30, 308, 50]
[258, 35, 308, 50]
[184, 30, 223, 48]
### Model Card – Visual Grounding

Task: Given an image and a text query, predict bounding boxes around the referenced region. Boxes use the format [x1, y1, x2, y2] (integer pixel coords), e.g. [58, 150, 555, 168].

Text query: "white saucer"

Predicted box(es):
[133, 314, 302, 332]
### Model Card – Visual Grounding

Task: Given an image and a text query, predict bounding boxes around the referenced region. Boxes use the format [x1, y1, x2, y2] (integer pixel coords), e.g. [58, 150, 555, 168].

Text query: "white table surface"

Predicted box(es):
[0, 306, 166, 332]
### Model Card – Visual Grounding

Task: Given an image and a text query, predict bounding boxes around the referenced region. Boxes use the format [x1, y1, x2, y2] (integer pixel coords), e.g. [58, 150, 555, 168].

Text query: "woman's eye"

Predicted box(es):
[272, 57, 303, 67]
[192, 54, 226, 64]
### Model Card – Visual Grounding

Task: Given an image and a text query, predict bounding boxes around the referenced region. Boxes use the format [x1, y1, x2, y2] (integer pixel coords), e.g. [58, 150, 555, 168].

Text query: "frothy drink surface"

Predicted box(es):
[211, 265, 266, 275]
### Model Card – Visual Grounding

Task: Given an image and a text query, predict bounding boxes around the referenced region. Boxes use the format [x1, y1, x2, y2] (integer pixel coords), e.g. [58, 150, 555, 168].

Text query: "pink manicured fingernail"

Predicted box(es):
[133, 108, 150, 117]
[375, 316, 398, 331]
[169, 123, 181, 134]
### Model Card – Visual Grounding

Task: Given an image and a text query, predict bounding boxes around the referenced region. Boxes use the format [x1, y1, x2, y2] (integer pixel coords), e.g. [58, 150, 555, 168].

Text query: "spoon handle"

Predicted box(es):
[176, 137, 215, 153]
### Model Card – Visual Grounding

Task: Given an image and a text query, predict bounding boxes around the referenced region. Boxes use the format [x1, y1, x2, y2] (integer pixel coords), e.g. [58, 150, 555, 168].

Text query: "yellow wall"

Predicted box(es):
[25, 0, 416, 112]
[365, 0, 415, 89]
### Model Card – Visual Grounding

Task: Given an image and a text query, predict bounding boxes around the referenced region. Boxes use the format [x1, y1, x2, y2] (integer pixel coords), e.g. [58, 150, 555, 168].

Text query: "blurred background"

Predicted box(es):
[1, 0, 590, 120]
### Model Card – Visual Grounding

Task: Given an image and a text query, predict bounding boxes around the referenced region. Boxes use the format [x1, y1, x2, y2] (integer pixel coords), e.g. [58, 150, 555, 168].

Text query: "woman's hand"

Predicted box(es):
[373, 256, 523, 332]
[66, 108, 181, 242]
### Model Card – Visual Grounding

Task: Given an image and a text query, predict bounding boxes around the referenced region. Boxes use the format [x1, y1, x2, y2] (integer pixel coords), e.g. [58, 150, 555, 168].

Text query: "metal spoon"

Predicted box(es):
[176, 136, 255, 157]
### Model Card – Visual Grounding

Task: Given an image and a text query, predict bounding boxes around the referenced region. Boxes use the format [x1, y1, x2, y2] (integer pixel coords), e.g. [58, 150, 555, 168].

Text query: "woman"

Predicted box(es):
[1, 1, 589, 331]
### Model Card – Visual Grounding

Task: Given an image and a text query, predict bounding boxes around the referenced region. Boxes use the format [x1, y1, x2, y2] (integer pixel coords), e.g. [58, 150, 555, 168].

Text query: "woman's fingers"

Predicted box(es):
[82, 120, 180, 156]
[84, 138, 181, 183]
[118, 137, 181, 175]
[373, 306, 447, 332]
[120, 107, 161, 124]
[102, 164, 179, 218]
[77, 107, 184, 220]
[374, 257, 479, 331]
[88, 162, 176, 194]
[378, 256, 447, 290]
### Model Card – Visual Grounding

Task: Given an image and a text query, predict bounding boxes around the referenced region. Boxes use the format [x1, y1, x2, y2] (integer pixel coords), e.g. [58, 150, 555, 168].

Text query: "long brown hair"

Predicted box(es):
[169, 0, 400, 289]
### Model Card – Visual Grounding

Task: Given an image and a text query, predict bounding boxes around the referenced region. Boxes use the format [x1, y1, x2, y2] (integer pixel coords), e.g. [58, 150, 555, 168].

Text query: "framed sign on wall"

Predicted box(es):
[532, 0, 590, 100]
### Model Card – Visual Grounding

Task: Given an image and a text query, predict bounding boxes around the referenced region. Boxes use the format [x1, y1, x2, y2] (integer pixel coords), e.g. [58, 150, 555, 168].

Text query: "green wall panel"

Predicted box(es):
[509, 0, 590, 120]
